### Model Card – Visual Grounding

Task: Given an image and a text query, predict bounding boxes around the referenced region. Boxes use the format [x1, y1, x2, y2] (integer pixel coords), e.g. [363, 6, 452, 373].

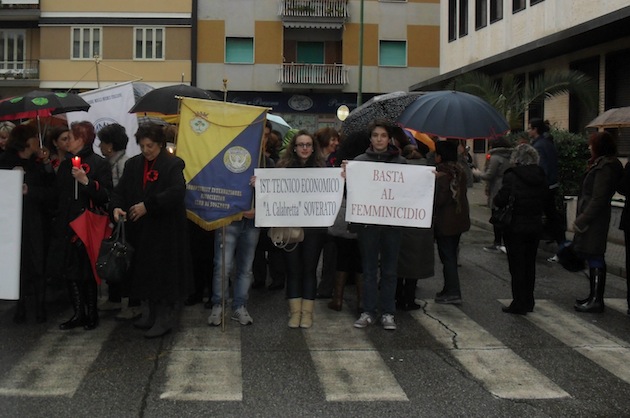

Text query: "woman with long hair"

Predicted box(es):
[573, 131, 623, 313]
[276, 129, 326, 329]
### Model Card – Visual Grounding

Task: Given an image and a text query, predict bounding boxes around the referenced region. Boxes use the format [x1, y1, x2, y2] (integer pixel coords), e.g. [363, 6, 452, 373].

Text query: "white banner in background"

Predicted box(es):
[0, 170, 23, 300]
[67, 82, 140, 157]
[345, 161, 435, 228]
[254, 167, 344, 227]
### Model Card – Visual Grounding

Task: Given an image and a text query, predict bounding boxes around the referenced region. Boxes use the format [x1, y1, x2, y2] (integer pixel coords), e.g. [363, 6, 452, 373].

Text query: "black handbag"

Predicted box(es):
[489, 195, 514, 228]
[96, 219, 134, 283]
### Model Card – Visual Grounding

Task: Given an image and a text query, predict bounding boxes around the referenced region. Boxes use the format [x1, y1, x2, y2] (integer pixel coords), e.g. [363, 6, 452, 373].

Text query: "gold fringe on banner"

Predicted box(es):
[186, 210, 244, 232]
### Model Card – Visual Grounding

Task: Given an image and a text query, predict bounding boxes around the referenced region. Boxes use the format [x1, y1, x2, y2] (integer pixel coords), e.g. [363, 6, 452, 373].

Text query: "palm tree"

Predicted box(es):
[446, 70, 597, 131]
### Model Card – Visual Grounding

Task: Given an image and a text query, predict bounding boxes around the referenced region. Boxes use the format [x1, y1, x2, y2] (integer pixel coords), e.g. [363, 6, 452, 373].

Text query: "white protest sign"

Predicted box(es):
[345, 161, 435, 228]
[0, 170, 23, 300]
[255, 167, 344, 227]
[67, 82, 140, 157]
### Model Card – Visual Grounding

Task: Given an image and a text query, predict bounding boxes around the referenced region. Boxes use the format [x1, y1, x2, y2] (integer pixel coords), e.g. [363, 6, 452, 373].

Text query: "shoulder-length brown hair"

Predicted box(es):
[277, 129, 325, 168]
[589, 131, 617, 159]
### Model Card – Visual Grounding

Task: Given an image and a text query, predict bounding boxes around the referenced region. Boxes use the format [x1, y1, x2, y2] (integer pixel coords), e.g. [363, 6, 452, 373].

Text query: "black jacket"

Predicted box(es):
[494, 164, 547, 235]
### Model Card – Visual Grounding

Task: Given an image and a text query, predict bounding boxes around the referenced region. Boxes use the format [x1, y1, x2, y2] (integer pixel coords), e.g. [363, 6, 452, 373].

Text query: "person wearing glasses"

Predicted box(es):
[276, 130, 326, 329]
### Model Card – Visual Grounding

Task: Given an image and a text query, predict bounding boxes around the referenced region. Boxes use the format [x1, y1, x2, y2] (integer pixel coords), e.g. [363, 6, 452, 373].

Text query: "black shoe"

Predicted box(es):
[268, 283, 284, 291]
[502, 305, 527, 315]
[59, 315, 85, 330]
[402, 302, 422, 311]
[316, 293, 332, 299]
[434, 294, 462, 305]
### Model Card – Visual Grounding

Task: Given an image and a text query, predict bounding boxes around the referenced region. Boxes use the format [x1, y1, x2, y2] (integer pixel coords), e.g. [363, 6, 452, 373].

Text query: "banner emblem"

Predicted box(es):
[190, 114, 210, 134]
[224, 146, 251, 173]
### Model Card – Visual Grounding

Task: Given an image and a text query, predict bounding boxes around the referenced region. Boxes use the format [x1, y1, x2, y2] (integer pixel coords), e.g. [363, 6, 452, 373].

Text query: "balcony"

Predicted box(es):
[0, 1, 40, 22]
[278, 63, 348, 89]
[0, 60, 39, 85]
[280, 0, 348, 29]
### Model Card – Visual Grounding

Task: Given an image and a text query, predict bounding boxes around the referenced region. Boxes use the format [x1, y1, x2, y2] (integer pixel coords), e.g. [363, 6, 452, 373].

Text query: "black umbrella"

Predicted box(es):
[341, 91, 424, 137]
[129, 84, 219, 115]
[0, 90, 90, 121]
[397, 90, 509, 139]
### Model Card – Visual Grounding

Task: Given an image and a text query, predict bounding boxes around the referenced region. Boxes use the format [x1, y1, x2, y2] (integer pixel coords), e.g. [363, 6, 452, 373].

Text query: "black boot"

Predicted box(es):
[395, 278, 405, 310]
[575, 268, 606, 313]
[13, 299, 27, 324]
[403, 279, 421, 311]
[59, 281, 85, 330]
[84, 280, 99, 330]
[35, 279, 47, 324]
[328, 271, 347, 311]
[575, 270, 595, 305]
[144, 302, 173, 338]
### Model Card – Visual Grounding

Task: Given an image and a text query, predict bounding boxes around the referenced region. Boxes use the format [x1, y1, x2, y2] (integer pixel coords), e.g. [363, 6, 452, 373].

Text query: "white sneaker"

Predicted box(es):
[381, 314, 397, 330]
[547, 255, 559, 263]
[208, 305, 222, 326]
[115, 305, 142, 321]
[353, 312, 374, 328]
[231, 306, 253, 325]
[499, 245, 507, 254]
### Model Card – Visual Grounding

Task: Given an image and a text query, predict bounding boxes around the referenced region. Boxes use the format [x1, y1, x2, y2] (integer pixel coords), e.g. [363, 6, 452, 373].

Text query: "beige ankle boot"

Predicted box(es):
[288, 298, 302, 328]
[300, 299, 314, 328]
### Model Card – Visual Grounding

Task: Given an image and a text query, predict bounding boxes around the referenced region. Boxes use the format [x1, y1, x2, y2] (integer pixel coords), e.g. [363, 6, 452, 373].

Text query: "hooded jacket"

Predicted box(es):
[354, 144, 407, 164]
[479, 146, 512, 206]
[494, 164, 547, 235]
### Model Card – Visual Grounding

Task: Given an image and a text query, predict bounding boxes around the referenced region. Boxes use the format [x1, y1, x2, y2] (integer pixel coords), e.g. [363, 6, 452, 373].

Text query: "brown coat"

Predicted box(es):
[573, 155, 623, 256]
[434, 166, 471, 237]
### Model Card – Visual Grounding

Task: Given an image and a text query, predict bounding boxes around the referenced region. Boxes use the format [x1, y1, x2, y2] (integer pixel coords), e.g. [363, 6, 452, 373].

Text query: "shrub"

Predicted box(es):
[552, 129, 589, 198]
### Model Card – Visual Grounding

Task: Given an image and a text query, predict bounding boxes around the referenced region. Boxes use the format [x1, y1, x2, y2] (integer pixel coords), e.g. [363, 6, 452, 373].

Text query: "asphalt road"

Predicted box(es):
[1, 225, 629, 417]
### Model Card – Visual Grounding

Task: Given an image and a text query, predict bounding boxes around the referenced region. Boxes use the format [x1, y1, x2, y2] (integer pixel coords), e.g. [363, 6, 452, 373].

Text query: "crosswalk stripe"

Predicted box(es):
[502, 299, 630, 384]
[160, 307, 242, 401]
[0, 319, 116, 397]
[604, 298, 628, 315]
[411, 301, 569, 399]
[304, 302, 408, 402]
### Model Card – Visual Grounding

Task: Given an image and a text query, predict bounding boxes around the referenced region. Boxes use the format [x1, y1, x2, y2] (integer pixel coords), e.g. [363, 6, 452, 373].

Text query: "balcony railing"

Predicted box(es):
[280, 0, 348, 18]
[278, 63, 348, 86]
[0, 60, 39, 80]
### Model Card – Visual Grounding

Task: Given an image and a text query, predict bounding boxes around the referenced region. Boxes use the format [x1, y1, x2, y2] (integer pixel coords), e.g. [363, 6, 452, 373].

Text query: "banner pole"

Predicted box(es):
[221, 225, 226, 332]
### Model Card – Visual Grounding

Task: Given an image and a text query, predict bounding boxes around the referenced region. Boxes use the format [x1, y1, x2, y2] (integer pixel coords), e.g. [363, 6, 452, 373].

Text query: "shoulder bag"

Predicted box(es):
[96, 218, 134, 283]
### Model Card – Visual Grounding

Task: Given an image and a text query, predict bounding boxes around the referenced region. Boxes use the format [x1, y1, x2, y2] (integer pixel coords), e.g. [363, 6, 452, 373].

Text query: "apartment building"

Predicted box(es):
[411, 0, 630, 146]
[0, 0, 193, 99]
[196, 0, 440, 131]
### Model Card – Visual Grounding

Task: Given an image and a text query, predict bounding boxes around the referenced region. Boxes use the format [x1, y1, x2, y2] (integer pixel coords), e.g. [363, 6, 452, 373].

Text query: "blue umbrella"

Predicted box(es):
[397, 90, 509, 139]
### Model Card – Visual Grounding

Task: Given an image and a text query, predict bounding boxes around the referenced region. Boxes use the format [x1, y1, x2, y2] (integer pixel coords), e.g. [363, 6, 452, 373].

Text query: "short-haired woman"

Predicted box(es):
[494, 144, 547, 315]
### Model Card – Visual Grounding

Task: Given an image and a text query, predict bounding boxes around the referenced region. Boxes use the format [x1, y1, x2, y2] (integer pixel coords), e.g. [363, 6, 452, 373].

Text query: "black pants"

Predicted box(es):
[504, 230, 540, 310]
[542, 188, 565, 245]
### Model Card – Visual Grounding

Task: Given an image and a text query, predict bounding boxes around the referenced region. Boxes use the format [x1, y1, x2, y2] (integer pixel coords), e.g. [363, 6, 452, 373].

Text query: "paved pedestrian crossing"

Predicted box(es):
[1, 299, 630, 402]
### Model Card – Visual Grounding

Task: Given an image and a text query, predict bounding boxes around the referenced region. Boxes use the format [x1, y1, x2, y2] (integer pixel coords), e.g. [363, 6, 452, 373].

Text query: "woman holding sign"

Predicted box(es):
[276, 129, 326, 329]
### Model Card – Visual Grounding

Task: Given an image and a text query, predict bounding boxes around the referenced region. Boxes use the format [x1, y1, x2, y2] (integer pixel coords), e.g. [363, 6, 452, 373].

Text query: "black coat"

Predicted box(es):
[110, 150, 192, 303]
[494, 165, 547, 235]
[0, 152, 56, 281]
[47, 146, 112, 279]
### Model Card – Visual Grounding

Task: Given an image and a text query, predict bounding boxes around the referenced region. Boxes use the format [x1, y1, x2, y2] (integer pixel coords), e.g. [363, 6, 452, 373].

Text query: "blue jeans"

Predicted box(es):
[436, 234, 461, 296]
[357, 226, 402, 316]
[211, 218, 260, 309]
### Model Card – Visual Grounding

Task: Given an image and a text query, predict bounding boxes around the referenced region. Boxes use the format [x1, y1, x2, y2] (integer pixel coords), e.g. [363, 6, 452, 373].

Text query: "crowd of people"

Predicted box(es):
[1, 115, 628, 340]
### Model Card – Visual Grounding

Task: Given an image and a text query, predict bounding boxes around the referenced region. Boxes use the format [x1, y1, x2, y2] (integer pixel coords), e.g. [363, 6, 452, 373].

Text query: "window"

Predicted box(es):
[459, 0, 468, 37]
[475, 0, 487, 29]
[0, 30, 25, 70]
[225, 37, 254, 64]
[513, 0, 526, 13]
[135, 27, 164, 60]
[379, 40, 406, 67]
[448, 0, 457, 41]
[71, 27, 101, 59]
[530, 0, 544, 4]
[490, 0, 503, 22]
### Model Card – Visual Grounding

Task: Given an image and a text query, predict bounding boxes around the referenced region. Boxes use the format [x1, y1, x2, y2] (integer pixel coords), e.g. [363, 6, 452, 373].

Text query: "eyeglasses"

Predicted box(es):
[296, 143, 313, 149]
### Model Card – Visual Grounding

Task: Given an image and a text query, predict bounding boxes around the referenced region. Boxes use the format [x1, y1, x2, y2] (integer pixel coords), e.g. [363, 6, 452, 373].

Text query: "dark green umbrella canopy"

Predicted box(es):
[0, 90, 90, 121]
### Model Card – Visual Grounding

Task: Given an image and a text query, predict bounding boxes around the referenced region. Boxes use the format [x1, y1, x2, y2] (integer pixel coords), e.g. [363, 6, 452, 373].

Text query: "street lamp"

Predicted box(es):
[337, 105, 350, 121]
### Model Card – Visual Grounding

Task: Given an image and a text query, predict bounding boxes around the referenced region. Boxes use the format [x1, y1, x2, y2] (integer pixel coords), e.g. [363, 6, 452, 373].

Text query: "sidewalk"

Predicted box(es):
[466, 182, 627, 279]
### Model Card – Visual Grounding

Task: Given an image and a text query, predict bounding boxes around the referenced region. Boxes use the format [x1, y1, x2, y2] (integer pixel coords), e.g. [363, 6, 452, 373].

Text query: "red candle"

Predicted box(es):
[72, 156, 81, 168]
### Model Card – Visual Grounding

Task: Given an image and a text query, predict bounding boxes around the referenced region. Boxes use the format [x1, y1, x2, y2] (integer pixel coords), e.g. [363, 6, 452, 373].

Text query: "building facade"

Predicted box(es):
[196, 0, 440, 132]
[411, 0, 630, 152]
